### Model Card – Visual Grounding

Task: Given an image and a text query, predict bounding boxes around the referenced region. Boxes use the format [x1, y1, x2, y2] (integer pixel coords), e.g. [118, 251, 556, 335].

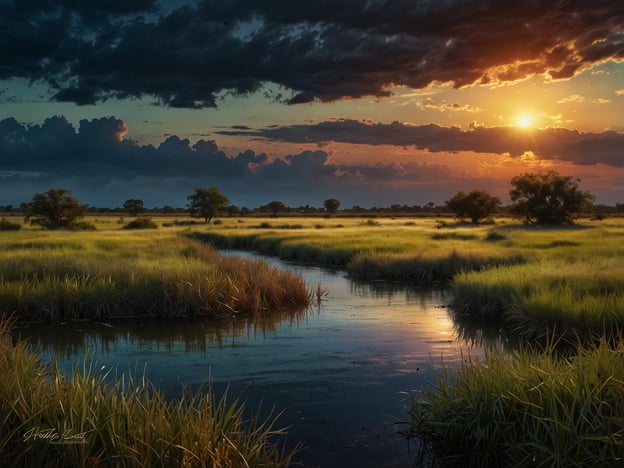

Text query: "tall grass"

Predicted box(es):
[452, 258, 624, 341]
[0, 231, 311, 323]
[0, 319, 300, 466]
[406, 338, 624, 467]
[347, 249, 526, 282]
[191, 220, 528, 278]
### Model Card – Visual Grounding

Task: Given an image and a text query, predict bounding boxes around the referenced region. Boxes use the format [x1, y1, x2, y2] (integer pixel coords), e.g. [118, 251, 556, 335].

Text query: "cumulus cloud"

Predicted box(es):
[0, 116, 459, 207]
[218, 119, 624, 167]
[557, 94, 612, 104]
[2, 0, 623, 107]
[414, 98, 482, 113]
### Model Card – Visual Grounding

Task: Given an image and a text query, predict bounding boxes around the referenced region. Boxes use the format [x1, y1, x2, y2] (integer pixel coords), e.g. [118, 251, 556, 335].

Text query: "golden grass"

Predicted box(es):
[194, 215, 624, 339]
[0, 227, 311, 323]
[0, 318, 300, 466]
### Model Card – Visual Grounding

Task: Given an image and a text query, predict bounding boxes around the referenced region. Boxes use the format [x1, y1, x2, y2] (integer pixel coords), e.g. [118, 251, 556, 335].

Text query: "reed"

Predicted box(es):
[452, 258, 624, 340]
[347, 249, 526, 282]
[0, 319, 300, 466]
[0, 230, 311, 323]
[406, 338, 624, 467]
[190, 219, 526, 276]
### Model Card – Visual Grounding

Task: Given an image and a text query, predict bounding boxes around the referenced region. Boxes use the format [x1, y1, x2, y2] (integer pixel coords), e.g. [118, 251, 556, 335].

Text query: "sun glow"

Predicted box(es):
[516, 114, 533, 128]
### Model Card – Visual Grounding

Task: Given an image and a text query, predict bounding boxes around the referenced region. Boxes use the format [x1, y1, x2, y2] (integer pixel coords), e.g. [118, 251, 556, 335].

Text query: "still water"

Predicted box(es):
[18, 250, 488, 467]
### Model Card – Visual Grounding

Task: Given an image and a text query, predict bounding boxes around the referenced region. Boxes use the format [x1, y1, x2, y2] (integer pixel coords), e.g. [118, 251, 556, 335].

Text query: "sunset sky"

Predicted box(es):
[1, 0, 623, 209]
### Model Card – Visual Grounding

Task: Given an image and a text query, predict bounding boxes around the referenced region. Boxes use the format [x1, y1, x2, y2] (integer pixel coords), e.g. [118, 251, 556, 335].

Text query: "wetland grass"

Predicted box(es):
[406, 338, 624, 467]
[0, 319, 299, 467]
[194, 218, 624, 339]
[451, 226, 624, 340]
[185, 216, 624, 466]
[0, 229, 311, 323]
[191, 217, 527, 276]
[346, 249, 526, 282]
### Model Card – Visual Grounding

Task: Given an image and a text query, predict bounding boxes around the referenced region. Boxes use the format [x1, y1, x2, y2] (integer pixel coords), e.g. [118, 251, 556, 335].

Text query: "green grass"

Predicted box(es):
[190, 216, 624, 339]
[4, 215, 624, 465]
[0, 229, 311, 323]
[406, 338, 624, 467]
[190, 217, 528, 272]
[0, 319, 300, 467]
[451, 225, 624, 340]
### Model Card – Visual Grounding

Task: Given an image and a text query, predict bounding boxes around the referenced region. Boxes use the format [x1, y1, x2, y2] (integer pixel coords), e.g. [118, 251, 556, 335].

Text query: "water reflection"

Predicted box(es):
[16, 251, 500, 467]
[17, 307, 311, 360]
[450, 310, 521, 353]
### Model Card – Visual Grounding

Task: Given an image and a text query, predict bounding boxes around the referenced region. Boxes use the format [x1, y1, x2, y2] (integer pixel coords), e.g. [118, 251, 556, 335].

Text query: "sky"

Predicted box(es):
[1, 0, 623, 209]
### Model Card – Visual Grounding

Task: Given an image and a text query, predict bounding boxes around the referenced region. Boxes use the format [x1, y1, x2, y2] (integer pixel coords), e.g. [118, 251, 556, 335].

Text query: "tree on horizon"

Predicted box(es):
[123, 198, 145, 216]
[510, 171, 594, 224]
[446, 190, 501, 224]
[187, 187, 229, 223]
[323, 198, 340, 214]
[266, 200, 286, 218]
[24, 188, 88, 229]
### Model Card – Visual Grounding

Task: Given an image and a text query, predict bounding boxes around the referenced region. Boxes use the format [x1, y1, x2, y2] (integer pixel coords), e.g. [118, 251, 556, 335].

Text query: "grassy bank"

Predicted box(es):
[194, 217, 624, 339]
[5, 215, 624, 466]
[0, 228, 311, 323]
[0, 319, 299, 467]
[450, 224, 624, 340]
[189, 217, 530, 280]
[406, 339, 624, 467]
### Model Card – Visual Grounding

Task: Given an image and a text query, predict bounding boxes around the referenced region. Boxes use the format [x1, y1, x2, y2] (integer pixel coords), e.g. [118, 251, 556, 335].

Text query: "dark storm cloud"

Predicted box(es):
[0, 115, 267, 178]
[2, 0, 623, 107]
[219, 119, 624, 167]
[0, 116, 458, 205]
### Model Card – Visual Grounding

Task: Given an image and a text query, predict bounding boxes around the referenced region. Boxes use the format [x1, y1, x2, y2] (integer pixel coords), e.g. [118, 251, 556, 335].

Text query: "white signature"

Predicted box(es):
[23, 426, 89, 444]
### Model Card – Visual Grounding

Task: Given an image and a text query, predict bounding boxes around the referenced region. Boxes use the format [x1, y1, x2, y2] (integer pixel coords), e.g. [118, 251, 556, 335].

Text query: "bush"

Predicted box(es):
[361, 219, 380, 226]
[68, 221, 96, 231]
[0, 218, 21, 231]
[123, 217, 159, 229]
[484, 230, 507, 241]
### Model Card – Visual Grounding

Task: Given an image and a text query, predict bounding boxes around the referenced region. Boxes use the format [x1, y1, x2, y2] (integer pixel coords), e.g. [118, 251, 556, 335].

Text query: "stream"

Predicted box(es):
[17, 250, 491, 467]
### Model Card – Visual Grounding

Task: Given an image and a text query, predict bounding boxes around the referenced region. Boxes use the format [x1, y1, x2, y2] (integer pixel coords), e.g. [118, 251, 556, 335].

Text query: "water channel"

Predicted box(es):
[17, 250, 493, 467]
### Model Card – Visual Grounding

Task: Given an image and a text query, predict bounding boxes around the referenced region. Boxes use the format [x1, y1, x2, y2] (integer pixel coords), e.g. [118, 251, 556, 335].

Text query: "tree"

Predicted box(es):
[323, 198, 340, 214]
[446, 190, 501, 224]
[227, 205, 241, 216]
[187, 187, 229, 223]
[267, 200, 286, 217]
[123, 198, 145, 216]
[24, 188, 88, 229]
[509, 171, 595, 224]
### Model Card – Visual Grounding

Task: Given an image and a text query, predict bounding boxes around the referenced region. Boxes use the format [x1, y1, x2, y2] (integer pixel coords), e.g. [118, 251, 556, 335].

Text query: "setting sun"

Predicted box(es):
[517, 114, 533, 128]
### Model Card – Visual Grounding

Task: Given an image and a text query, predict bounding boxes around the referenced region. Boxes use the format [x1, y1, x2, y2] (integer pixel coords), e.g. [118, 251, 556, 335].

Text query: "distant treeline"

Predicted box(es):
[1, 202, 624, 217]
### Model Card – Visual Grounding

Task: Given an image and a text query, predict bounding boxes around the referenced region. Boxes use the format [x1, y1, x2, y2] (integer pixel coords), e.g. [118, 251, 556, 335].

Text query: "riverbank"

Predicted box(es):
[0, 318, 299, 467]
[0, 229, 311, 323]
[3, 215, 624, 466]
[192, 215, 624, 341]
[189, 216, 624, 465]
[406, 338, 624, 466]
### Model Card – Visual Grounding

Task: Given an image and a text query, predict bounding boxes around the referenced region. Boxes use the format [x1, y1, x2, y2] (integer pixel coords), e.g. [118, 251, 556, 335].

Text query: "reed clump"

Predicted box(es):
[347, 250, 526, 282]
[0, 319, 300, 466]
[0, 231, 311, 323]
[191, 220, 525, 274]
[406, 338, 624, 467]
[452, 258, 624, 340]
